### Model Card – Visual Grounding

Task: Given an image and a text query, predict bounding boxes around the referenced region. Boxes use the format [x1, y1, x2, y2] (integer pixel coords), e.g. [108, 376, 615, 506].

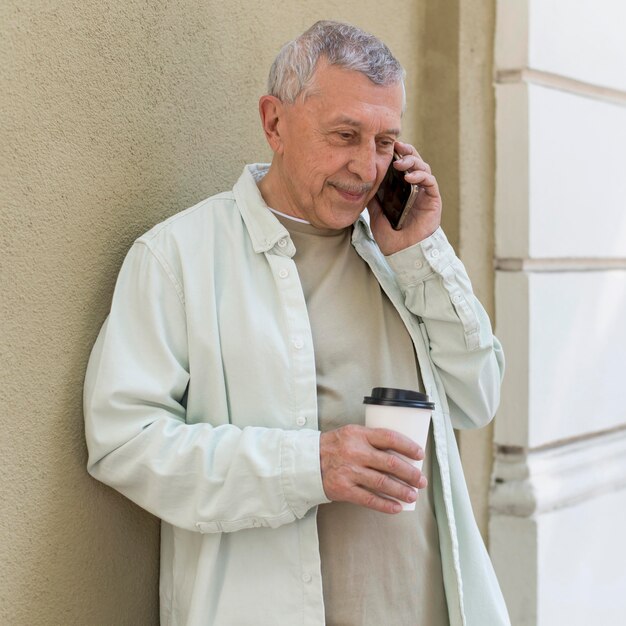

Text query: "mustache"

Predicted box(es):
[328, 181, 374, 195]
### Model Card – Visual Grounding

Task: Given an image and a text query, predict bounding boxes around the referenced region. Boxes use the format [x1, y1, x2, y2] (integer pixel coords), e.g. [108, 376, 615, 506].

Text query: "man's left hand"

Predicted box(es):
[368, 141, 442, 256]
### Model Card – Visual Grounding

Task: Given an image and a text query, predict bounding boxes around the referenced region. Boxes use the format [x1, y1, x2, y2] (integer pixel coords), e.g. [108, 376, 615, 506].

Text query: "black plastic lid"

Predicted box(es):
[363, 387, 435, 410]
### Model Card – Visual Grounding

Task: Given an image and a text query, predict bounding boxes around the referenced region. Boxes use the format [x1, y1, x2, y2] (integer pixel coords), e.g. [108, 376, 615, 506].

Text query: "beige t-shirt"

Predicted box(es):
[273, 211, 449, 626]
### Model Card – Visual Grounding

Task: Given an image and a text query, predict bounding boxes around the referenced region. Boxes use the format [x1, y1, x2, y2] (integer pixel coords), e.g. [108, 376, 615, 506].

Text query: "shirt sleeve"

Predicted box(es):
[84, 241, 329, 534]
[385, 227, 505, 429]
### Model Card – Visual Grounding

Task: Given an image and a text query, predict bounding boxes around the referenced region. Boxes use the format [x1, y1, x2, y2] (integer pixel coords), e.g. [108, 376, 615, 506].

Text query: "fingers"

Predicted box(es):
[319, 426, 429, 513]
[347, 485, 407, 515]
[354, 464, 418, 502]
[366, 427, 424, 462]
[393, 140, 427, 166]
[348, 487, 403, 514]
[392, 143, 439, 198]
[393, 141, 433, 180]
[407, 172, 440, 199]
[394, 152, 431, 175]
[370, 448, 427, 489]
[394, 140, 419, 158]
[329, 462, 426, 514]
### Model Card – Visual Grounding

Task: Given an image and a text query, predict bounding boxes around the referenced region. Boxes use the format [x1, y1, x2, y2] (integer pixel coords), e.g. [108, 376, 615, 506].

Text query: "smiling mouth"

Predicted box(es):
[329, 182, 372, 202]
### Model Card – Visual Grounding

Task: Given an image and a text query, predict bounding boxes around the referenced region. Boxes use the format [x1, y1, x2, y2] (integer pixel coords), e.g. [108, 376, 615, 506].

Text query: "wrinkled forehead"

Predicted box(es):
[302, 62, 405, 112]
[303, 75, 405, 118]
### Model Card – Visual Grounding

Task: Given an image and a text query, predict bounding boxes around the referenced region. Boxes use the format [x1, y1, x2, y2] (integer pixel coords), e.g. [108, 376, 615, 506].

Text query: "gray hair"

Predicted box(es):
[267, 20, 406, 107]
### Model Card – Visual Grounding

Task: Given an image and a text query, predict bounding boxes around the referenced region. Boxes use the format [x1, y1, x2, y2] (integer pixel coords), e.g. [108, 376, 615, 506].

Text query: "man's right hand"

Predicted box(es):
[319, 424, 427, 514]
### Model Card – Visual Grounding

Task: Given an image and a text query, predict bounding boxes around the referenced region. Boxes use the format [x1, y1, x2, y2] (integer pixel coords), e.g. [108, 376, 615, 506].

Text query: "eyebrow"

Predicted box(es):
[330, 115, 401, 137]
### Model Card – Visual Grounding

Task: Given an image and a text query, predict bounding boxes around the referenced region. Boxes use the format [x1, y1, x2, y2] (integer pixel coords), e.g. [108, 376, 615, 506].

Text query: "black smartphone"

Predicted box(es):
[375, 153, 419, 230]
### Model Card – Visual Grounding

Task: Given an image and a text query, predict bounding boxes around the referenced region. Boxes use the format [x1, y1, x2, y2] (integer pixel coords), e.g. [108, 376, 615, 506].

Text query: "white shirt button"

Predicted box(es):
[413, 260, 423, 269]
[293, 338, 304, 349]
[278, 268, 289, 279]
[302, 572, 312, 583]
[452, 294, 462, 304]
[277, 238, 288, 248]
[296, 416, 307, 426]
[430, 249, 440, 259]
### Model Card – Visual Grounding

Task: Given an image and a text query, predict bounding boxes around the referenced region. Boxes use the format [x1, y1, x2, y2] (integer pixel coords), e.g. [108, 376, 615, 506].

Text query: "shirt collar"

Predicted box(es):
[233, 164, 292, 254]
[352, 211, 375, 243]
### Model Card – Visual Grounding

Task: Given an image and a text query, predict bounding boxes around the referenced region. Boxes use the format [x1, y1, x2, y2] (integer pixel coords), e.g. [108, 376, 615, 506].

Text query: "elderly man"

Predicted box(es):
[84, 20, 509, 626]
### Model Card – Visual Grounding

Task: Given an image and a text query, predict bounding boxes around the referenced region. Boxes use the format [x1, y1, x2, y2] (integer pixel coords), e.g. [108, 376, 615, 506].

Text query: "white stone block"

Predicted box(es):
[496, 83, 626, 259]
[491, 489, 626, 626]
[537, 489, 626, 625]
[528, 85, 626, 259]
[491, 430, 626, 623]
[496, 0, 626, 91]
[529, 270, 626, 447]
[529, 0, 626, 92]
[495, 270, 626, 448]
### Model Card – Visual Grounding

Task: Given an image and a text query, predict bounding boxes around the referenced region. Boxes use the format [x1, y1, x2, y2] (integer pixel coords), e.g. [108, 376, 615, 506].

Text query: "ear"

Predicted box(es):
[259, 95, 285, 154]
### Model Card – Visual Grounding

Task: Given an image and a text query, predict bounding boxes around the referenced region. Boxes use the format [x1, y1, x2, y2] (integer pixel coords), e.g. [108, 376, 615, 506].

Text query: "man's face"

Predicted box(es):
[272, 61, 404, 230]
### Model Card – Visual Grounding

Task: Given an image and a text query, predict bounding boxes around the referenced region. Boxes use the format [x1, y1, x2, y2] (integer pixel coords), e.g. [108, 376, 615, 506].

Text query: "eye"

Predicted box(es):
[377, 138, 395, 151]
[337, 131, 355, 140]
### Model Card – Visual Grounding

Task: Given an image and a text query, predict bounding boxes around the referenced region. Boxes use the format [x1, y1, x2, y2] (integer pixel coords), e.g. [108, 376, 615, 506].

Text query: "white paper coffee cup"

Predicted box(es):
[364, 387, 434, 511]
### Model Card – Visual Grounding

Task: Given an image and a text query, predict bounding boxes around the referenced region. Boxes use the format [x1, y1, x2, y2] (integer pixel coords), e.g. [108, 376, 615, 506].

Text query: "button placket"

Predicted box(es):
[265, 252, 318, 431]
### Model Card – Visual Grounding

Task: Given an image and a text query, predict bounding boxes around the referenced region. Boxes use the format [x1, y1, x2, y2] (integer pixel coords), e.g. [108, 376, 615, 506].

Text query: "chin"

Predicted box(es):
[324, 210, 362, 230]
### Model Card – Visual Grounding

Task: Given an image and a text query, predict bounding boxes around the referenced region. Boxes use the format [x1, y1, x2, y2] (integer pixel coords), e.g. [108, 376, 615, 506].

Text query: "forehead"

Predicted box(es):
[302, 63, 404, 130]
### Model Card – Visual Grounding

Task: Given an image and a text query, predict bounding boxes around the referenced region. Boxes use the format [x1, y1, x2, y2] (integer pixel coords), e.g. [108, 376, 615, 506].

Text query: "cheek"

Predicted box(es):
[288, 161, 327, 201]
[304, 159, 339, 194]
[374, 160, 390, 186]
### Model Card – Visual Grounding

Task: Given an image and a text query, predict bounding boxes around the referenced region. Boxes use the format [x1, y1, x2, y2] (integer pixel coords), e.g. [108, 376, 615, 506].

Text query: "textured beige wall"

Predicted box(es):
[456, 0, 498, 541]
[418, 0, 461, 248]
[1, 1, 440, 622]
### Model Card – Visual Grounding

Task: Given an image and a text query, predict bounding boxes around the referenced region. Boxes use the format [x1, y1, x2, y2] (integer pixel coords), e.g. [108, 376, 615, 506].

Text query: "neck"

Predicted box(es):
[257, 161, 303, 221]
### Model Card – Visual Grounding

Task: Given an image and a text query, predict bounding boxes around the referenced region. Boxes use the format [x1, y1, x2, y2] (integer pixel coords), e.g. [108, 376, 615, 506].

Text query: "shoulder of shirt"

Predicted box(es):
[135, 190, 238, 249]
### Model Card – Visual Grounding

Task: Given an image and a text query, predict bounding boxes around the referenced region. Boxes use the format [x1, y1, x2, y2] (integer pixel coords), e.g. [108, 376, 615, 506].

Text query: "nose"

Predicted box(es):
[347, 141, 378, 183]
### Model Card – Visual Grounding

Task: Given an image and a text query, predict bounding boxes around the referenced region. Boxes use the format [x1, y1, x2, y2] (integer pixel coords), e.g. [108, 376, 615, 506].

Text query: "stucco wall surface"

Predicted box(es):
[1, 1, 437, 623]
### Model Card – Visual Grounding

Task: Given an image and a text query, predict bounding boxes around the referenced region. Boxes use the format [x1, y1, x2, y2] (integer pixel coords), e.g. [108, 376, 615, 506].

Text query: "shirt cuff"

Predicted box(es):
[280, 429, 331, 518]
[385, 227, 457, 288]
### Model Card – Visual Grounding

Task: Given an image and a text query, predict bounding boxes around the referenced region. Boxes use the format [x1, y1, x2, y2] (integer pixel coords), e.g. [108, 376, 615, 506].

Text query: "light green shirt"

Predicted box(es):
[84, 164, 509, 625]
